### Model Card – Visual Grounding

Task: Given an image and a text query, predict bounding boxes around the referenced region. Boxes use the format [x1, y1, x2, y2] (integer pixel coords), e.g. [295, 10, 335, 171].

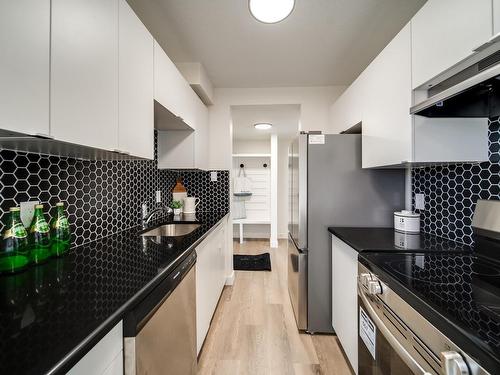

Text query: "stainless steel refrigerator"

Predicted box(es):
[288, 133, 405, 333]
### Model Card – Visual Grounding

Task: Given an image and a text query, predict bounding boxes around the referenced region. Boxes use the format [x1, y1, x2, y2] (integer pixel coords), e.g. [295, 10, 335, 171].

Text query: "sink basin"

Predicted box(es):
[140, 223, 201, 237]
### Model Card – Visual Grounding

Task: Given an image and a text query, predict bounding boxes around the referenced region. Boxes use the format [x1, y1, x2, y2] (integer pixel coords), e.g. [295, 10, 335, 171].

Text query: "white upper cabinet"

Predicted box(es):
[495, 0, 500, 35]
[411, 0, 493, 89]
[51, 0, 119, 151]
[154, 40, 210, 169]
[119, 0, 154, 159]
[329, 75, 365, 133]
[0, 0, 50, 136]
[362, 24, 412, 168]
[154, 41, 196, 129]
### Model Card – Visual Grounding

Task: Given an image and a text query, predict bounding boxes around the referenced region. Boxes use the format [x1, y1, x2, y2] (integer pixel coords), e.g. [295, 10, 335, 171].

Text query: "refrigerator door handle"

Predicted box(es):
[288, 234, 308, 330]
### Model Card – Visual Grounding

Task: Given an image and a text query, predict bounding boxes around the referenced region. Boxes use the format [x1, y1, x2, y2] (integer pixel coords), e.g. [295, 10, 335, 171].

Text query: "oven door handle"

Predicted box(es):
[358, 284, 433, 375]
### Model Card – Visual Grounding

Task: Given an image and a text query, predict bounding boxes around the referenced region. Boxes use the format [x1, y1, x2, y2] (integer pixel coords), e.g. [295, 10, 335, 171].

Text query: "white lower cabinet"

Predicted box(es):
[68, 321, 123, 375]
[332, 235, 358, 374]
[196, 221, 227, 354]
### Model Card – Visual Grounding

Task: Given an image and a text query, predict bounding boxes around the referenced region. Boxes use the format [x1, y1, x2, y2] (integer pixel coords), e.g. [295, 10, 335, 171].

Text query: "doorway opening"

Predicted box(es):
[230, 104, 300, 248]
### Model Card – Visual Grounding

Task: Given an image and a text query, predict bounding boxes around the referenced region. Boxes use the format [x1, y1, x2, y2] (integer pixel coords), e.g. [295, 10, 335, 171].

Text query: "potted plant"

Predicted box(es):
[171, 200, 183, 216]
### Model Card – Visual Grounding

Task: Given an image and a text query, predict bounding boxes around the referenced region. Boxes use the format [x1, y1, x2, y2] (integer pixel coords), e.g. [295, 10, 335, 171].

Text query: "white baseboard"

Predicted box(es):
[225, 270, 235, 285]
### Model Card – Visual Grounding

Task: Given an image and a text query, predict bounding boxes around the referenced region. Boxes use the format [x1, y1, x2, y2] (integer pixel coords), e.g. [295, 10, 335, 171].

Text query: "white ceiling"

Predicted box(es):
[128, 0, 426, 88]
[231, 104, 300, 141]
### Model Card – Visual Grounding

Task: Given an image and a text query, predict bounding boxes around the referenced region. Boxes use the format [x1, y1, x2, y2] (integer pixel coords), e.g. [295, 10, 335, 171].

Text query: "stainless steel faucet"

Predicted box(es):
[141, 203, 172, 227]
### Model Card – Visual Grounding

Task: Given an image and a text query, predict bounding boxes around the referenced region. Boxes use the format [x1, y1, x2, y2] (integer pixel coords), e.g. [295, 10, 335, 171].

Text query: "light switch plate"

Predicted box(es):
[210, 171, 218, 182]
[20, 201, 39, 227]
[415, 193, 425, 210]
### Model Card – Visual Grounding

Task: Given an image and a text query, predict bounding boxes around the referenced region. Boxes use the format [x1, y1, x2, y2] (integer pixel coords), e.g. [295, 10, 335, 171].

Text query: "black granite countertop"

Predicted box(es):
[359, 252, 500, 374]
[0, 211, 228, 375]
[328, 227, 473, 253]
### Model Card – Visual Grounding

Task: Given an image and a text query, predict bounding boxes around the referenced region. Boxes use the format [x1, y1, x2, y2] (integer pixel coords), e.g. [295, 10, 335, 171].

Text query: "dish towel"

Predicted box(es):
[233, 176, 252, 220]
[234, 176, 252, 194]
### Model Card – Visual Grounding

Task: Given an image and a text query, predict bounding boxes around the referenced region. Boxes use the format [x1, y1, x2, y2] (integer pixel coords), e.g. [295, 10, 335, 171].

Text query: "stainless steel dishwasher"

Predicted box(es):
[124, 251, 197, 375]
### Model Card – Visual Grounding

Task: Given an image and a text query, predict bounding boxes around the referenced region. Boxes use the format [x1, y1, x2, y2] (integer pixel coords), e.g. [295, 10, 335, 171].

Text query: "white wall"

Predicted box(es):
[278, 137, 292, 238]
[233, 140, 270, 154]
[209, 86, 346, 170]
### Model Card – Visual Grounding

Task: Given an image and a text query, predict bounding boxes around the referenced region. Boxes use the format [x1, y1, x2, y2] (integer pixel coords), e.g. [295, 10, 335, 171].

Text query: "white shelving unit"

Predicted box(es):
[232, 153, 273, 245]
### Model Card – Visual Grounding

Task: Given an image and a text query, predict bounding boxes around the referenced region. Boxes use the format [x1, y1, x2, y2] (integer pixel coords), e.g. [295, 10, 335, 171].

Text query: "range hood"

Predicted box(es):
[411, 50, 500, 118]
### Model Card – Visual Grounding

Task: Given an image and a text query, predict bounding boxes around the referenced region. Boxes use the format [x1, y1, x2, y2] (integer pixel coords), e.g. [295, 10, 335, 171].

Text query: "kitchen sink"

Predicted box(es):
[140, 223, 201, 237]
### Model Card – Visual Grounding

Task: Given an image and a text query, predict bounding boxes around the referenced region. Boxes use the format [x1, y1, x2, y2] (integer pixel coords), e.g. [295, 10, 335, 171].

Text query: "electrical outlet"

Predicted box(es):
[210, 171, 218, 182]
[155, 191, 162, 203]
[415, 193, 425, 210]
[20, 201, 39, 227]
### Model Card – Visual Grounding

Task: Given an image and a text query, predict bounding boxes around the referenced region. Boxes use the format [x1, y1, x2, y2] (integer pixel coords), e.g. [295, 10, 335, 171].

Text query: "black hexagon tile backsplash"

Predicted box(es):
[413, 117, 500, 245]
[0, 132, 229, 247]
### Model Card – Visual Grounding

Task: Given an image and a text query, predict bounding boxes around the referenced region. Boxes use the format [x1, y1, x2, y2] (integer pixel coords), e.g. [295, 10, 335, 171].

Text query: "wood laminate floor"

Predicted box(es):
[197, 239, 353, 375]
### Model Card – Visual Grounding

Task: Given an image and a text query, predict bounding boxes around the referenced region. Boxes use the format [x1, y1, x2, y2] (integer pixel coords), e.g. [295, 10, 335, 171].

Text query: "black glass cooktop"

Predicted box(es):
[360, 251, 500, 373]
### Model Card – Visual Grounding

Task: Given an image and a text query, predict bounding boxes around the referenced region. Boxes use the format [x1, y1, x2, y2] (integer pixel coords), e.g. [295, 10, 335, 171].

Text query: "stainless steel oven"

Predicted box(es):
[357, 262, 490, 375]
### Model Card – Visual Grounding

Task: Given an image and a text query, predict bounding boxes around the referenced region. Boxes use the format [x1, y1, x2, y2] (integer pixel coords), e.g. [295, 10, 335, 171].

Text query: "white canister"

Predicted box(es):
[394, 210, 420, 233]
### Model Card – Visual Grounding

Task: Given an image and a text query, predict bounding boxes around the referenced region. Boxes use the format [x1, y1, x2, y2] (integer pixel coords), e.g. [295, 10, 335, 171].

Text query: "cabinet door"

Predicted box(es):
[411, 0, 492, 88]
[332, 235, 358, 374]
[51, 0, 119, 151]
[157, 130, 195, 169]
[330, 73, 365, 133]
[119, 0, 154, 159]
[68, 321, 123, 375]
[195, 224, 226, 354]
[101, 352, 123, 375]
[0, 0, 50, 135]
[154, 41, 196, 128]
[495, 0, 500, 35]
[362, 23, 412, 168]
[196, 238, 212, 354]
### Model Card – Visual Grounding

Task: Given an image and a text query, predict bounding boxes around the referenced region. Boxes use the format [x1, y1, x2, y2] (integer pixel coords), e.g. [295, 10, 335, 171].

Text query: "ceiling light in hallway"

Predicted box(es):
[254, 123, 273, 130]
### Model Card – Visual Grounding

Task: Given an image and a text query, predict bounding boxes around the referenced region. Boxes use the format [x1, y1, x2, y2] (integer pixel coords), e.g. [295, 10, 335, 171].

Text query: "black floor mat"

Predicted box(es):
[233, 253, 271, 271]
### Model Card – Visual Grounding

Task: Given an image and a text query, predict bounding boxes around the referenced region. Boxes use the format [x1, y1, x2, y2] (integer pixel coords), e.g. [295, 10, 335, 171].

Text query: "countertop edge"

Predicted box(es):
[47, 212, 229, 375]
[328, 227, 363, 252]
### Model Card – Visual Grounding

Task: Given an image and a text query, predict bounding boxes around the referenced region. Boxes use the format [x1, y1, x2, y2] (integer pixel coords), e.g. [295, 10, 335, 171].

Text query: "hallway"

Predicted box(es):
[197, 239, 353, 375]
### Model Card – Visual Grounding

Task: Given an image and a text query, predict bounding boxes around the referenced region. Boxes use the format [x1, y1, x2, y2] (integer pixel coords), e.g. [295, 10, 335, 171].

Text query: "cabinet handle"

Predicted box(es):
[33, 133, 54, 140]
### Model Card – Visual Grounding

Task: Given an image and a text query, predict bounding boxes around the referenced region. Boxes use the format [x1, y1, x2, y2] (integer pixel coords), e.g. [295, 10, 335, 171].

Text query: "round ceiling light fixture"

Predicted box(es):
[249, 0, 295, 24]
[254, 123, 273, 130]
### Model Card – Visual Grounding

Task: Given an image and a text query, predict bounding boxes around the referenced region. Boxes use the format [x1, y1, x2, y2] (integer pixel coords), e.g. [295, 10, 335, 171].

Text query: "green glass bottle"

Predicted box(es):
[0, 207, 29, 274]
[50, 202, 70, 256]
[28, 204, 51, 264]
